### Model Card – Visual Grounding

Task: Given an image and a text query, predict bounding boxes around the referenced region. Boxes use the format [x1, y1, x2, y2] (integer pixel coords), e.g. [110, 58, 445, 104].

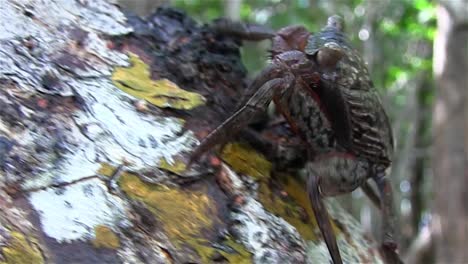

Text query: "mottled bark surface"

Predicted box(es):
[433, 1, 468, 263]
[0, 1, 384, 263]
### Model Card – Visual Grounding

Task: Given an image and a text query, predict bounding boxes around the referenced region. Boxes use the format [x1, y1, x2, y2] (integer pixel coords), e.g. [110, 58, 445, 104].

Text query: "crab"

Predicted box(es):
[190, 15, 398, 264]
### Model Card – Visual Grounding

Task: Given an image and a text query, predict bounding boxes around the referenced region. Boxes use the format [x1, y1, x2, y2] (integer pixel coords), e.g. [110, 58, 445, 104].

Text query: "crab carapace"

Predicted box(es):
[190, 15, 398, 264]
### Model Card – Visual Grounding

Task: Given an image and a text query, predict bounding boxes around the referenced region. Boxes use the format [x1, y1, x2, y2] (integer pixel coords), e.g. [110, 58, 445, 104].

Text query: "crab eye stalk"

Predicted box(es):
[327, 15, 345, 32]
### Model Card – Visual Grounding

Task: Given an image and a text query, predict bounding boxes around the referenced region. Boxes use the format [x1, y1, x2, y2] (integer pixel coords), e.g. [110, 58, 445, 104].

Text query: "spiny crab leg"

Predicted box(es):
[189, 73, 294, 164]
[306, 166, 343, 264]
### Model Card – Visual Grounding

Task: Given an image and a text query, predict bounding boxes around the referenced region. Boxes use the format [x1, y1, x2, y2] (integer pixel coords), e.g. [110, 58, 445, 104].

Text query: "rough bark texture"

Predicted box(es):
[433, 1, 468, 263]
[0, 1, 384, 263]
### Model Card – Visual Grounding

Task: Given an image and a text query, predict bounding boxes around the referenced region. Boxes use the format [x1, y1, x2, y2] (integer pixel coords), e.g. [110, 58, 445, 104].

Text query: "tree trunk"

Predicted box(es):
[224, 0, 242, 21]
[0, 1, 385, 263]
[433, 1, 468, 262]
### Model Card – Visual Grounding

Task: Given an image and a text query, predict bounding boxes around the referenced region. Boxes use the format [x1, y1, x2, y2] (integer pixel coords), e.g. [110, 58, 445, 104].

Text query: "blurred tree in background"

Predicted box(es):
[117, 0, 468, 263]
[432, 0, 468, 263]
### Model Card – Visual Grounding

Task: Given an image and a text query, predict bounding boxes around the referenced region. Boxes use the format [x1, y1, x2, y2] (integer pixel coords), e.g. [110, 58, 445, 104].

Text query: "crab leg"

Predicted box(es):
[306, 167, 343, 264]
[211, 18, 275, 41]
[361, 180, 382, 210]
[373, 173, 397, 250]
[237, 64, 283, 107]
[190, 75, 294, 163]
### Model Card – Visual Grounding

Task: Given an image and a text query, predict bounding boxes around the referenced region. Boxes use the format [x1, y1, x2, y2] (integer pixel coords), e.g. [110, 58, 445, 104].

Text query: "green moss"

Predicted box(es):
[222, 237, 252, 263]
[219, 142, 319, 240]
[258, 177, 340, 241]
[219, 142, 338, 241]
[158, 157, 187, 175]
[112, 53, 205, 110]
[283, 177, 340, 235]
[220, 142, 272, 180]
[92, 225, 120, 249]
[258, 180, 317, 241]
[185, 238, 213, 263]
[118, 173, 213, 243]
[118, 173, 252, 262]
[181, 237, 251, 264]
[1, 232, 43, 264]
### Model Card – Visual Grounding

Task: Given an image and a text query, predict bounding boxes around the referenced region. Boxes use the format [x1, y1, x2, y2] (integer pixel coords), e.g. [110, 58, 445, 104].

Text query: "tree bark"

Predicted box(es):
[0, 1, 385, 263]
[433, 1, 468, 262]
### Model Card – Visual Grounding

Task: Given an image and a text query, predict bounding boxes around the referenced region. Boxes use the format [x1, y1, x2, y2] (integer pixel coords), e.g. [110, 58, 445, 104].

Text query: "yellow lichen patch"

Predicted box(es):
[92, 225, 120, 249]
[117, 174, 249, 262]
[257, 181, 317, 241]
[281, 177, 339, 236]
[118, 172, 153, 198]
[112, 54, 205, 110]
[96, 163, 115, 177]
[219, 142, 335, 241]
[183, 237, 252, 264]
[0, 232, 43, 264]
[218, 140, 338, 243]
[158, 157, 186, 175]
[222, 237, 252, 263]
[118, 173, 214, 244]
[220, 143, 272, 180]
[184, 238, 213, 263]
[258, 175, 341, 241]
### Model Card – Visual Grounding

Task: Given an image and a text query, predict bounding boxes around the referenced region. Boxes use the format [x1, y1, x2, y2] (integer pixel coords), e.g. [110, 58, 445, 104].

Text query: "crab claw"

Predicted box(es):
[211, 18, 275, 41]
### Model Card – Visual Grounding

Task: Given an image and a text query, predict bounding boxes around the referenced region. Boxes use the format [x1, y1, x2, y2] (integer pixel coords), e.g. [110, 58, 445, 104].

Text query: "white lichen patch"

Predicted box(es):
[232, 198, 308, 263]
[28, 178, 128, 242]
[0, 0, 42, 40]
[71, 79, 196, 168]
[0, 0, 196, 190]
[223, 167, 308, 264]
[0, 0, 198, 244]
[325, 201, 384, 264]
[303, 200, 384, 263]
[0, 0, 131, 94]
[3, 0, 131, 38]
[306, 240, 335, 263]
[22, 78, 196, 190]
[118, 236, 170, 264]
[85, 31, 130, 70]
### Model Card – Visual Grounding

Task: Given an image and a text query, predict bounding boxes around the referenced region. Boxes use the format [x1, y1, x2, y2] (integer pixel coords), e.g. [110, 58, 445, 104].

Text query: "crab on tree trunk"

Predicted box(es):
[189, 16, 401, 264]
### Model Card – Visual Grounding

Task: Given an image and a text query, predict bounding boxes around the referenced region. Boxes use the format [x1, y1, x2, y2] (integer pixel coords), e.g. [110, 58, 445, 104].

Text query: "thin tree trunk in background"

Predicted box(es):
[410, 74, 431, 234]
[224, 0, 242, 21]
[403, 74, 434, 263]
[432, 1, 468, 262]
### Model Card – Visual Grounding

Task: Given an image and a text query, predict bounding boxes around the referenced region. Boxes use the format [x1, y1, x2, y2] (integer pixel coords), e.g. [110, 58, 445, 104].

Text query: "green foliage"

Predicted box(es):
[375, 0, 435, 89]
[172, 0, 435, 83]
[380, 0, 436, 40]
[172, 0, 223, 21]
